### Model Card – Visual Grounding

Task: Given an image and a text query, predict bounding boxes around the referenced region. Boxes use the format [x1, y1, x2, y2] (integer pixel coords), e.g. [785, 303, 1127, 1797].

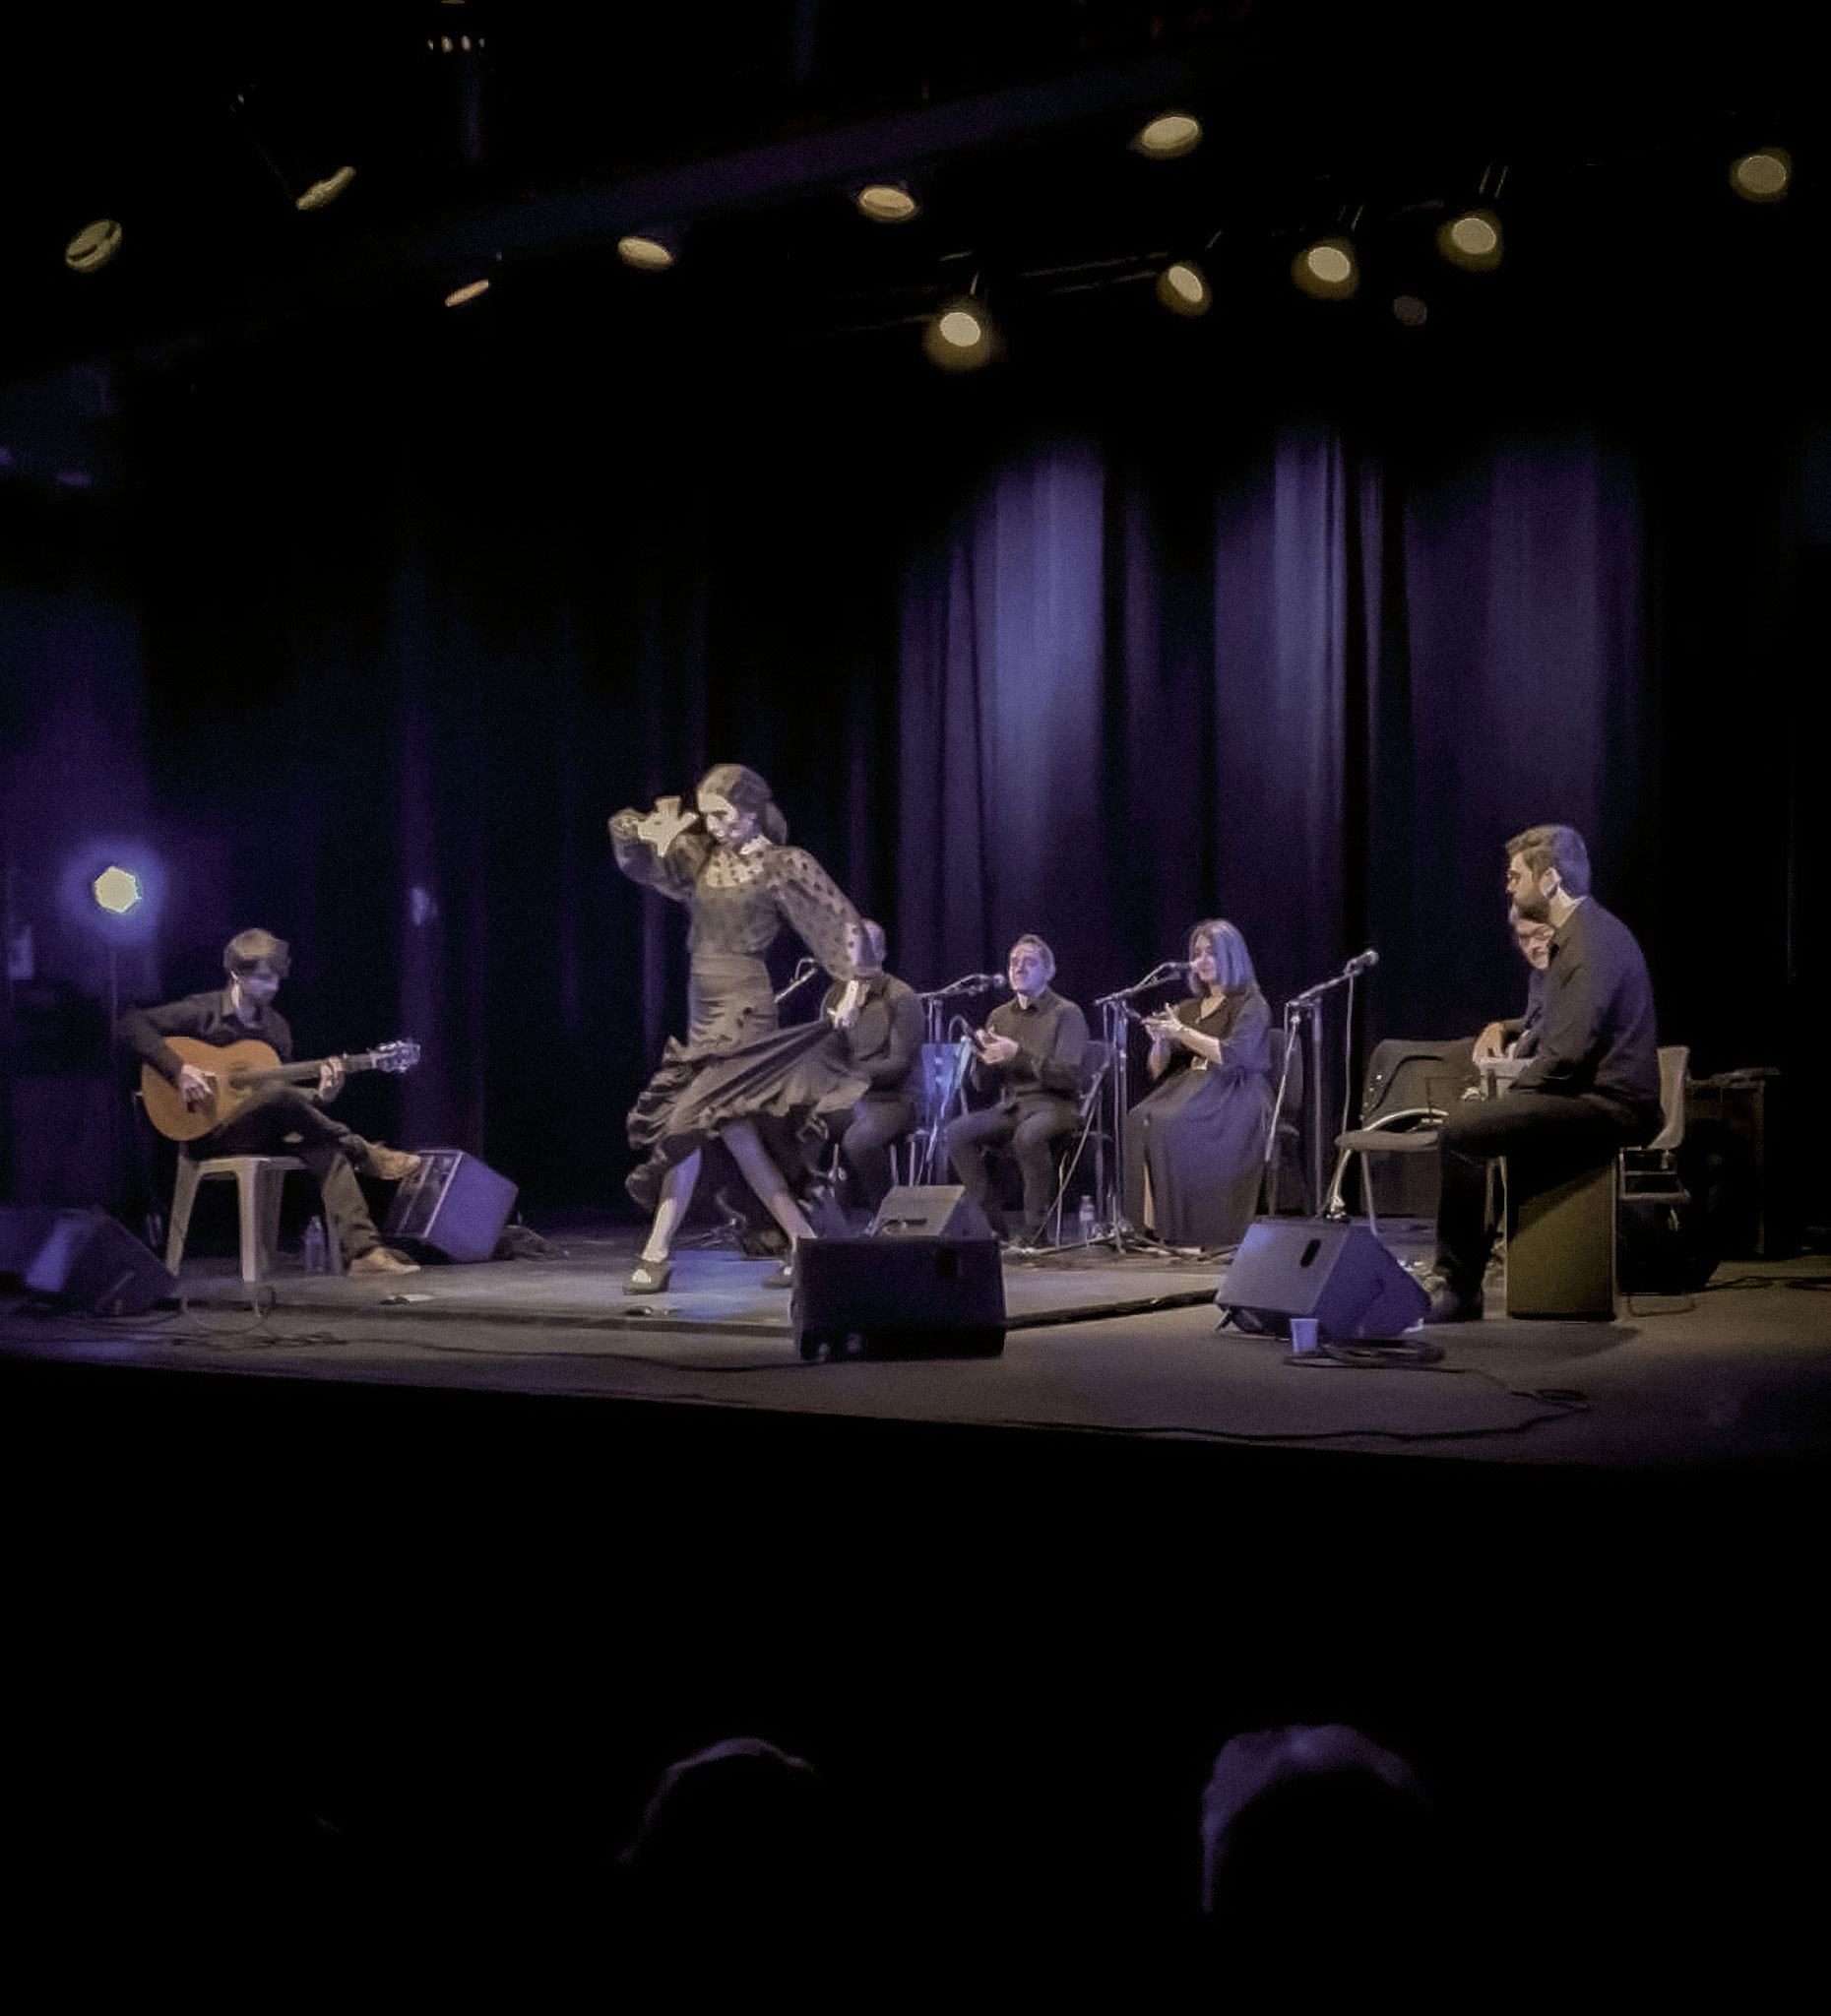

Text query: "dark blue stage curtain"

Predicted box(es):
[0, 398, 1665, 1214]
[896, 425, 1649, 1045]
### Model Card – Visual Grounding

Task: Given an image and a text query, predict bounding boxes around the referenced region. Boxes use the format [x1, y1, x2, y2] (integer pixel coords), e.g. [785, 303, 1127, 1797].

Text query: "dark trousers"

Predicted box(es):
[1435, 1090, 1647, 1294]
[947, 1098, 1079, 1238]
[196, 1087, 382, 1261]
[841, 1094, 916, 1213]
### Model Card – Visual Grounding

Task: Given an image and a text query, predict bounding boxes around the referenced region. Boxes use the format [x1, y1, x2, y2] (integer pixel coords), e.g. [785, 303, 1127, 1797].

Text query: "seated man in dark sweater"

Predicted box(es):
[946, 933, 1089, 1247]
[821, 919, 923, 1216]
[118, 928, 422, 1277]
[1427, 827, 1665, 1322]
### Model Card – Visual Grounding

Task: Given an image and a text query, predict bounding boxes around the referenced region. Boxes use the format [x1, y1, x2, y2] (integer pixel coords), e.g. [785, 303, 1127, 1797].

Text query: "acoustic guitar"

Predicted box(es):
[142, 1035, 420, 1143]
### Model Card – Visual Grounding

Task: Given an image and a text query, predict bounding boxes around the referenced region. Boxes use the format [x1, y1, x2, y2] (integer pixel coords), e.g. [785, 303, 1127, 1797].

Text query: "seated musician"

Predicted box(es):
[118, 928, 423, 1277]
[822, 919, 922, 1216]
[946, 934, 1088, 1248]
[1472, 906, 1554, 1065]
[1124, 919, 1273, 1250]
[1425, 827, 1664, 1323]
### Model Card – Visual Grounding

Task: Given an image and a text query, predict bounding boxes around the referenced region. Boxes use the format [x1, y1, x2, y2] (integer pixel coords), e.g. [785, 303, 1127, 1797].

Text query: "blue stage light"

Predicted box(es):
[60, 840, 166, 945]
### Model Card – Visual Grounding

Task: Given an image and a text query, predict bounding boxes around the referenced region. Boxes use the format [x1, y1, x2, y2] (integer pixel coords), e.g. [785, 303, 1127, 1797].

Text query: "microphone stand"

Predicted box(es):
[1279, 959, 1371, 1219]
[1093, 961, 1188, 1246]
[909, 973, 1003, 1184]
[919, 971, 1005, 1042]
[773, 957, 823, 1009]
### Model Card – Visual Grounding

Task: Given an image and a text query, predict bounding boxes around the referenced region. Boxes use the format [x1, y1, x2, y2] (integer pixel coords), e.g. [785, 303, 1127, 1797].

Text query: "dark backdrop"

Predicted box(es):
[1, 303, 1823, 1218]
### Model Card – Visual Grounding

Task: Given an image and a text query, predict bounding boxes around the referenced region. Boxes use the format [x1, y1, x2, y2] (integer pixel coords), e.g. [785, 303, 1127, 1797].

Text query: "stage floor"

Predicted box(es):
[3, 1219, 1828, 1467]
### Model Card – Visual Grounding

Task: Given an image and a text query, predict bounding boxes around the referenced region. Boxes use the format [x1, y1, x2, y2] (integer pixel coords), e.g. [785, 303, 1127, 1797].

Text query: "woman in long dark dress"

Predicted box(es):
[1122, 918, 1273, 1250]
[609, 763, 870, 1293]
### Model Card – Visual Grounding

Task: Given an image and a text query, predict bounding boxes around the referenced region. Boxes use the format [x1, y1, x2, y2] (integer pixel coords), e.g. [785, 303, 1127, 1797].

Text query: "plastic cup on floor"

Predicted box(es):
[1289, 1316, 1320, 1355]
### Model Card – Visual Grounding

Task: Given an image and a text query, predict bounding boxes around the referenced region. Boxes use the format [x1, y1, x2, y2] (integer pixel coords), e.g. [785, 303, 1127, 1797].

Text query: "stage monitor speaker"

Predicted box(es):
[384, 1150, 519, 1262]
[1214, 1220, 1428, 1341]
[792, 1236, 1005, 1360]
[0, 1205, 61, 1280]
[16, 1209, 174, 1316]
[869, 1185, 995, 1240]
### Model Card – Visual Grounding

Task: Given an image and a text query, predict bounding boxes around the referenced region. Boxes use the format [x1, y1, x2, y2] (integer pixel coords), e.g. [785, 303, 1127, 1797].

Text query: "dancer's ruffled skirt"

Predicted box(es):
[625, 953, 869, 1215]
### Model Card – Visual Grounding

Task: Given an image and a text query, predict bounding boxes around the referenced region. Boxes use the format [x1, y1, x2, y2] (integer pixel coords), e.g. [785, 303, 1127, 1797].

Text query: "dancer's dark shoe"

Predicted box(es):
[624, 1257, 673, 1295]
[763, 1259, 794, 1289]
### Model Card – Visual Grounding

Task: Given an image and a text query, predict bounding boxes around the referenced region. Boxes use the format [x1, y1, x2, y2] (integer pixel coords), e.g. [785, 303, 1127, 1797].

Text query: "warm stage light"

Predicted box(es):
[296, 165, 357, 213]
[444, 279, 490, 307]
[1156, 261, 1212, 317]
[618, 234, 676, 271]
[64, 220, 123, 274]
[1292, 237, 1358, 300]
[1730, 147, 1791, 203]
[923, 298, 995, 371]
[1132, 113, 1202, 160]
[857, 183, 918, 222]
[92, 866, 143, 916]
[1436, 208, 1502, 272]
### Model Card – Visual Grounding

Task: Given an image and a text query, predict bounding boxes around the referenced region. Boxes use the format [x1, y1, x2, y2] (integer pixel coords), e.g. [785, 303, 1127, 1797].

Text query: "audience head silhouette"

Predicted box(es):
[618, 1736, 845, 1984]
[1198, 1725, 1443, 1994]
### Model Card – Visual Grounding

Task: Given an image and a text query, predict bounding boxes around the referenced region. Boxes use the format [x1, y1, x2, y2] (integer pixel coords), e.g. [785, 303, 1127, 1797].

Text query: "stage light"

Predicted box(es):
[61, 840, 164, 946]
[296, 165, 356, 213]
[1156, 260, 1212, 317]
[1730, 147, 1791, 203]
[922, 296, 995, 371]
[444, 278, 490, 307]
[1436, 207, 1502, 272]
[1292, 236, 1358, 300]
[1132, 112, 1202, 160]
[92, 866, 143, 916]
[64, 220, 123, 275]
[856, 182, 918, 222]
[618, 233, 676, 272]
[1392, 294, 1428, 328]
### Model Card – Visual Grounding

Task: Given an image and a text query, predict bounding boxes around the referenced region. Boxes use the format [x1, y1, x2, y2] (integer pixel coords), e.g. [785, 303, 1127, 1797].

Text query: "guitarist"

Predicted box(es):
[118, 928, 423, 1277]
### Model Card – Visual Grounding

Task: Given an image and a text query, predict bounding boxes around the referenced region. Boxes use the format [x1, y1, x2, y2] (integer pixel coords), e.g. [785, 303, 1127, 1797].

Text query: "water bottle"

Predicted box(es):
[301, 1217, 326, 1275]
[1077, 1196, 1098, 1244]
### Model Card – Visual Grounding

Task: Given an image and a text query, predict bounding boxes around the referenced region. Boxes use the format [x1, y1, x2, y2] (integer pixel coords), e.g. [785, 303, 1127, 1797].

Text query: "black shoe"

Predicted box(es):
[1422, 1284, 1484, 1324]
[624, 1257, 673, 1295]
[762, 1259, 794, 1289]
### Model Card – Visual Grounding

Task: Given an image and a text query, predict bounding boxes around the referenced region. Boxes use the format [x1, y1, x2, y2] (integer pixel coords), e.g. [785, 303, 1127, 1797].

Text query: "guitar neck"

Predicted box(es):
[233, 1054, 375, 1090]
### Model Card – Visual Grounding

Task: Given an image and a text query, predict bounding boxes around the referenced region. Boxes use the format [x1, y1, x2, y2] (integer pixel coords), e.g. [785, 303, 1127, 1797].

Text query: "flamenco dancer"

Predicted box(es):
[609, 764, 871, 1294]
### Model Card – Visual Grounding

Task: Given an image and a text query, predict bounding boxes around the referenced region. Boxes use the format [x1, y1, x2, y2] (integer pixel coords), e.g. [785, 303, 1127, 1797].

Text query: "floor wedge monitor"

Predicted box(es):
[869, 1185, 996, 1239]
[17, 1209, 175, 1316]
[1214, 1220, 1427, 1341]
[793, 1234, 1005, 1360]
[384, 1150, 519, 1262]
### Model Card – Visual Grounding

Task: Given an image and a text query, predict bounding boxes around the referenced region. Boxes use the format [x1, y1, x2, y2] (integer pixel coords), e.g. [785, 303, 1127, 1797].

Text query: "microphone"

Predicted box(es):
[920, 972, 1009, 1002]
[1342, 948, 1379, 978]
[773, 956, 822, 1004]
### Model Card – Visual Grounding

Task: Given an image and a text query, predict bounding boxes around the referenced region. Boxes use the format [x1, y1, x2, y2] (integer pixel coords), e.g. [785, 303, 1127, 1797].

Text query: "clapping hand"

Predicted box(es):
[634, 795, 699, 854]
[975, 1029, 1020, 1066]
[1142, 1010, 1183, 1047]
